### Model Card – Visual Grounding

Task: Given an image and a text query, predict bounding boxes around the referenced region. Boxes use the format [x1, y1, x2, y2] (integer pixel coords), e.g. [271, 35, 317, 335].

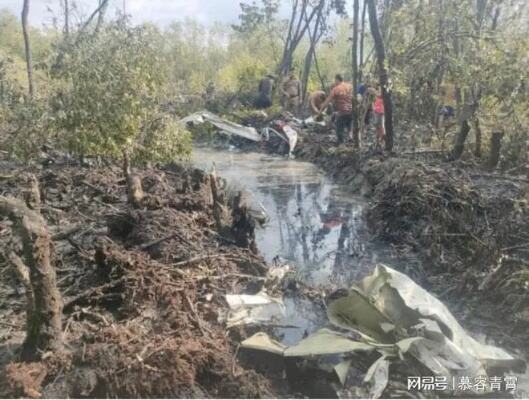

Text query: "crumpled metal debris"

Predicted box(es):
[180, 111, 261, 142]
[261, 122, 298, 157]
[224, 292, 286, 328]
[239, 264, 525, 398]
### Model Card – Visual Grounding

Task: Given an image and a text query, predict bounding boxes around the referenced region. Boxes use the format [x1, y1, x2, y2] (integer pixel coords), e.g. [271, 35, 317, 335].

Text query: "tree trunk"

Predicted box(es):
[277, 0, 319, 76]
[313, 51, 327, 91]
[123, 152, 144, 208]
[0, 195, 63, 359]
[7, 252, 35, 337]
[21, 0, 34, 98]
[359, 0, 367, 83]
[451, 120, 470, 160]
[64, 0, 69, 36]
[473, 117, 482, 158]
[351, 0, 360, 148]
[487, 131, 503, 170]
[366, 0, 394, 152]
[301, 3, 323, 105]
[210, 167, 230, 232]
[231, 191, 258, 254]
[95, 0, 109, 33]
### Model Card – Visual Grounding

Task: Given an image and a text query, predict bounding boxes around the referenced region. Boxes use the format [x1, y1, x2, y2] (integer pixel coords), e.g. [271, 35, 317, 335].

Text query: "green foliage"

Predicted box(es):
[3, 98, 50, 160]
[232, 0, 279, 34]
[50, 21, 190, 162]
[133, 114, 191, 164]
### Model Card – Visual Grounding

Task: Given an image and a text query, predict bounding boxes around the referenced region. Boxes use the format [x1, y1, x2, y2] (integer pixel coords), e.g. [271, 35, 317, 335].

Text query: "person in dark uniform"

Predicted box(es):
[255, 74, 275, 109]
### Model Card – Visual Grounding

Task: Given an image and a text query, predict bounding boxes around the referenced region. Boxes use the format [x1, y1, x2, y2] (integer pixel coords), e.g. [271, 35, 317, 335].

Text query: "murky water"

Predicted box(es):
[192, 146, 408, 345]
[192, 146, 400, 289]
[192, 146, 529, 396]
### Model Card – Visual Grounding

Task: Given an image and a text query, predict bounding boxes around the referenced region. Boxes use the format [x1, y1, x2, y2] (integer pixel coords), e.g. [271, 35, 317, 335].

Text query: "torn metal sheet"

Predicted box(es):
[282, 125, 298, 157]
[360, 264, 523, 372]
[303, 116, 327, 127]
[180, 111, 261, 142]
[241, 332, 287, 355]
[363, 355, 390, 399]
[261, 124, 298, 155]
[225, 292, 286, 328]
[396, 336, 484, 377]
[326, 287, 395, 343]
[334, 359, 353, 386]
[284, 328, 375, 357]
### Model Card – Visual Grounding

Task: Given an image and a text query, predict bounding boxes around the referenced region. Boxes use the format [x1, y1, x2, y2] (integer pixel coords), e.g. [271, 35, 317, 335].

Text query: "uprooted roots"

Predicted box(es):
[0, 162, 273, 398]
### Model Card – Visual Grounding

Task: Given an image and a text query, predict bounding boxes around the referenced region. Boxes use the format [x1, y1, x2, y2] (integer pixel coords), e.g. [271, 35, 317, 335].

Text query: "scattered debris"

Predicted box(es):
[225, 292, 286, 328]
[239, 264, 525, 398]
[180, 111, 261, 142]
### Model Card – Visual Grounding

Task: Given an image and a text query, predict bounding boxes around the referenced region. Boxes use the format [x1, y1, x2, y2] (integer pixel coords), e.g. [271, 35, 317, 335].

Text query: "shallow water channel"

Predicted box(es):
[191, 145, 529, 396]
[192, 146, 408, 343]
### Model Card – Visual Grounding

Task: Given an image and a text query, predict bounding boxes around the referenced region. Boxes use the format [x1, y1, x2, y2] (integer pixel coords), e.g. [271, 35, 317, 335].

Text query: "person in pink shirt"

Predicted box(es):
[369, 85, 385, 147]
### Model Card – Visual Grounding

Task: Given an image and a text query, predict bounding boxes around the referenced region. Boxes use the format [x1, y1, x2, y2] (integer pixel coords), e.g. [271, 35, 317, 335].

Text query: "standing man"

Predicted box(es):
[318, 74, 353, 144]
[255, 74, 275, 109]
[368, 85, 385, 147]
[280, 69, 302, 117]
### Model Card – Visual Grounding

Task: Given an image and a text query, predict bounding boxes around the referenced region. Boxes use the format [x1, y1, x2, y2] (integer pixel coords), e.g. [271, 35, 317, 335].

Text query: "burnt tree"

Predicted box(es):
[366, 0, 394, 151]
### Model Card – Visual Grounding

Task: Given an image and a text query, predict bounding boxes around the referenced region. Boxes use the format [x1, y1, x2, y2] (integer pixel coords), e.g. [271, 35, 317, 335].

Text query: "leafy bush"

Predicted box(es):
[50, 21, 190, 162]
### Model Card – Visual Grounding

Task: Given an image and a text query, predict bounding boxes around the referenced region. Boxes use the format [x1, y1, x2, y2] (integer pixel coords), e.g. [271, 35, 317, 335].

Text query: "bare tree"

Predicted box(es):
[301, 0, 326, 103]
[95, 0, 109, 33]
[359, 0, 367, 83]
[21, 0, 34, 98]
[351, 0, 360, 148]
[79, 0, 110, 34]
[367, 0, 394, 151]
[278, 0, 321, 76]
[63, 0, 69, 36]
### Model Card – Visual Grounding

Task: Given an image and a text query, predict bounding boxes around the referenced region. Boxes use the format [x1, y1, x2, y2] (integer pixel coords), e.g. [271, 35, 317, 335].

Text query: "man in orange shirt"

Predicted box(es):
[318, 74, 353, 144]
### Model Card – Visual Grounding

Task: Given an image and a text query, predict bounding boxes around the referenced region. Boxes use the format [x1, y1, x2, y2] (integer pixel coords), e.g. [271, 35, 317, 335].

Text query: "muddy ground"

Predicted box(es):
[293, 129, 529, 356]
[1, 115, 529, 398]
[0, 154, 295, 398]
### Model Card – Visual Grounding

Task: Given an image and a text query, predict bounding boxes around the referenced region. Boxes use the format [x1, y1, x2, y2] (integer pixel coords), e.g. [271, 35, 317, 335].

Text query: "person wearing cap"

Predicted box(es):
[280, 69, 302, 117]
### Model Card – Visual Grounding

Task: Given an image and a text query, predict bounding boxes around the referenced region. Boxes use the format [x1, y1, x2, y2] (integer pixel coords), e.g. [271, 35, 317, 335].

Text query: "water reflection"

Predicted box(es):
[192, 146, 397, 289]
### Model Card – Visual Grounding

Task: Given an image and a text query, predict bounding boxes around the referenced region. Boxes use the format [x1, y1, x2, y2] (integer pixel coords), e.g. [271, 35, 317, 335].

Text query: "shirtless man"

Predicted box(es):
[308, 90, 327, 117]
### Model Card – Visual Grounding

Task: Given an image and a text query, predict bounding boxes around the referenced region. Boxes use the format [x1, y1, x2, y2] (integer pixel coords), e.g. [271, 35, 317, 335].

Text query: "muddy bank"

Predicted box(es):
[294, 131, 529, 353]
[0, 159, 285, 398]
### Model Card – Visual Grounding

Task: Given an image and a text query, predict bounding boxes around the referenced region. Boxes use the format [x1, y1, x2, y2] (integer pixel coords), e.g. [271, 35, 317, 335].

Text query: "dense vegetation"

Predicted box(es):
[0, 0, 528, 167]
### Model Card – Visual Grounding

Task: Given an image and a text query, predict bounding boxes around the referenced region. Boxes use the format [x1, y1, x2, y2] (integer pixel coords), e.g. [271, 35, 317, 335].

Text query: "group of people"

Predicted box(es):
[255, 70, 387, 147]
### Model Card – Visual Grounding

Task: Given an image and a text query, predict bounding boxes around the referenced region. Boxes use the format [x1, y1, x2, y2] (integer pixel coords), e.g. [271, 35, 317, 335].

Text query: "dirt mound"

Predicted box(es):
[0, 160, 275, 398]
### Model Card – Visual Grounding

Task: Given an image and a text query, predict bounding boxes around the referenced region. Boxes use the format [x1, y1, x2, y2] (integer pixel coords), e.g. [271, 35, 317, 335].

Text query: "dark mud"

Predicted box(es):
[0, 158, 286, 398]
